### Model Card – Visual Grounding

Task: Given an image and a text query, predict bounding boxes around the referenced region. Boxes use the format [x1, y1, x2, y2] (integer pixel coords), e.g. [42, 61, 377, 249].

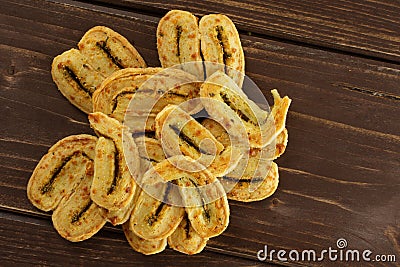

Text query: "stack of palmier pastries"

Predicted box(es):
[27, 10, 291, 255]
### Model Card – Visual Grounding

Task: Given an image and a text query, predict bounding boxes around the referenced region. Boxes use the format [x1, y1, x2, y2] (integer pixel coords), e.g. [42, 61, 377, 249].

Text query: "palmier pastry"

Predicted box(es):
[200, 71, 291, 148]
[52, 49, 105, 114]
[201, 117, 286, 202]
[134, 132, 209, 254]
[52, 26, 146, 114]
[104, 193, 136, 226]
[220, 161, 279, 202]
[27, 134, 106, 241]
[52, 162, 107, 242]
[93, 68, 162, 116]
[27, 134, 97, 211]
[93, 68, 202, 132]
[123, 168, 169, 253]
[155, 105, 242, 177]
[157, 10, 203, 79]
[143, 155, 229, 239]
[134, 133, 166, 180]
[88, 112, 139, 211]
[78, 26, 146, 77]
[122, 220, 167, 255]
[167, 214, 208, 255]
[202, 118, 288, 162]
[130, 182, 185, 240]
[199, 14, 244, 87]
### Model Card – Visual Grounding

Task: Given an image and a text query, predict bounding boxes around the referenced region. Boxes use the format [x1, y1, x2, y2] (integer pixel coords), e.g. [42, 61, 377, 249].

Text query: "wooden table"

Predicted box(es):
[1, 0, 399, 266]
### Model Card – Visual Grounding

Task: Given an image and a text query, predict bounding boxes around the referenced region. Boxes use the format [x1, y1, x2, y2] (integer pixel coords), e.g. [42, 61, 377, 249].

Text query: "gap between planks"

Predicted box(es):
[0, 208, 288, 266]
[70, 0, 400, 66]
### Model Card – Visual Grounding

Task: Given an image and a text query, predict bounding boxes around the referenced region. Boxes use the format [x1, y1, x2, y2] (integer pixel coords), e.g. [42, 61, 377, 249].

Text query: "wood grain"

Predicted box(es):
[87, 0, 400, 63]
[0, 211, 262, 266]
[1, 0, 399, 266]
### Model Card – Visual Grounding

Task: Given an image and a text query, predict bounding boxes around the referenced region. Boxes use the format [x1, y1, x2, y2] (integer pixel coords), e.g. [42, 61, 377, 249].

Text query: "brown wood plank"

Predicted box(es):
[1, 0, 399, 266]
[87, 0, 400, 63]
[0, 211, 262, 266]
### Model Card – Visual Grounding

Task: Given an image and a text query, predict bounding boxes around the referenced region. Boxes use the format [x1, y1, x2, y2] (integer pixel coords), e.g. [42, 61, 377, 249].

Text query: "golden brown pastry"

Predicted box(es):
[52, 26, 146, 114]
[266, 90, 292, 146]
[167, 214, 208, 255]
[123, 179, 169, 254]
[200, 118, 231, 147]
[52, 162, 107, 242]
[201, 115, 287, 202]
[155, 104, 242, 177]
[93, 68, 202, 133]
[134, 134, 166, 181]
[122, 220, 167, 255]
[104, 197, 135, 226]
[28, 11, 294, 254]
[27, 134, 97, 211]
[156, 105, 223, 157]
[92, 68, 162, 116]
[130, 183, 185, 240]
[143, 155, 229, 239]
[88, 112, 139, 211]
[202, 118, 289, 162]
[200, 71, 291, 148]
[157, 10, 203, 79]
[78, 26, 146, 77]
[51, 49, 105, 114]
[199, 14, 244, 87]
[220, 161, 279, 202]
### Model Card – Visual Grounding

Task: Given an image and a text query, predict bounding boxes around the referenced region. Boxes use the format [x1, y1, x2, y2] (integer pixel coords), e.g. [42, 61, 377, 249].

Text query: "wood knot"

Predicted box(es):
[8, 65, 15, 75]
[272, 198, 280, 206]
